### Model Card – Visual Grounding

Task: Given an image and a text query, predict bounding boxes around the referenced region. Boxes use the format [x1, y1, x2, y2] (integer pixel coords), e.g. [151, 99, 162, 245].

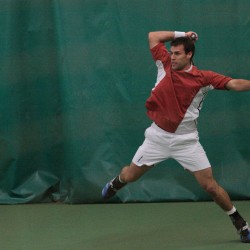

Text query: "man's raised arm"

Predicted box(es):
[148, 30, 198, 49]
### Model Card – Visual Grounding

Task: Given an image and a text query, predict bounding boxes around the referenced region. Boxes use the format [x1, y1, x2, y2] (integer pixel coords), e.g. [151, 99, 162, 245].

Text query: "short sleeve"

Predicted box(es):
[205, 71, 232, 90]
[150, 42, 171, 66]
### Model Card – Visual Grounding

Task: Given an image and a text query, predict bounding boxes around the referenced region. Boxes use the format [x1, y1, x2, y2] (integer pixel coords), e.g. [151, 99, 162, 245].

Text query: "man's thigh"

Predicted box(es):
[171, 132, 211, 172]
[132, 125, 171, 166]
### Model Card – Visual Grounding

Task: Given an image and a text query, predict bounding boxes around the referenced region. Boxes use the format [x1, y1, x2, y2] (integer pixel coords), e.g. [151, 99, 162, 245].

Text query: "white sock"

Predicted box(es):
[118, 175, 126, 183]
[226, 206, 236, 215]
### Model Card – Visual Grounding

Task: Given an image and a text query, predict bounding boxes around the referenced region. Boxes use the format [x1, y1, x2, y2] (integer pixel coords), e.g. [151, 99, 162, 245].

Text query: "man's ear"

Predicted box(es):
[187, 51, 193, 59]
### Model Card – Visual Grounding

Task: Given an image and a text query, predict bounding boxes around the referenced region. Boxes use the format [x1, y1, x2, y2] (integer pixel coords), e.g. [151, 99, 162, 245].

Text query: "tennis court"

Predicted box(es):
[1, 201, 250, 250]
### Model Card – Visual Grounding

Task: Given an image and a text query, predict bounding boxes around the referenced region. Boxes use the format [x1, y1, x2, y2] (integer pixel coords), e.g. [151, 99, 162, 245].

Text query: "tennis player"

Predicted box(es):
[102, 30, 250, 243]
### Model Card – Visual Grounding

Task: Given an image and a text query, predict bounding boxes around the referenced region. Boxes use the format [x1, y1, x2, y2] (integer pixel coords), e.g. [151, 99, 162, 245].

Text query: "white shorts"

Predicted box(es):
[132, 123, 211, 172]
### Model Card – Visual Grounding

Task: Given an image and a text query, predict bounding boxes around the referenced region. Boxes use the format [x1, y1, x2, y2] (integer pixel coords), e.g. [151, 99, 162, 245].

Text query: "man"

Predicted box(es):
[102, 30, 250, 243]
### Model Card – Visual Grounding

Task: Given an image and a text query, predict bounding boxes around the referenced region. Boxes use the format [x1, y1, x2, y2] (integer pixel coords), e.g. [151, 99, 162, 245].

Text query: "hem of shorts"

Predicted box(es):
[187, 165, 211, 172]
[132, 160, 156, 167]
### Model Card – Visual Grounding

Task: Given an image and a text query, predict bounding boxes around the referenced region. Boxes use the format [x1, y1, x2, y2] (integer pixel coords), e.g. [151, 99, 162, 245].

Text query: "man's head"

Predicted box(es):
[170, 37, 195, 71]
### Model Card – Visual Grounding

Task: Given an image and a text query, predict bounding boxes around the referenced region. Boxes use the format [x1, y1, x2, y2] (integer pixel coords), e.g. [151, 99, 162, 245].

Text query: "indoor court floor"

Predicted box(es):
[1, 201, 250, 250]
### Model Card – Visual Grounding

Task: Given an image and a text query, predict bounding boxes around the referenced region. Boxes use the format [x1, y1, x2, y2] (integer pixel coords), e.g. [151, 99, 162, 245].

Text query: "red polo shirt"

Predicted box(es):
[146, 42, 232, 133]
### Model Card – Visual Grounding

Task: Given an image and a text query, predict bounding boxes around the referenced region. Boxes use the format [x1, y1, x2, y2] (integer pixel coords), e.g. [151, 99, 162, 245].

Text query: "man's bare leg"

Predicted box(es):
[102, 163, 153, 200]
[192, 167, 232, 210]
[193, 167, 250, 241]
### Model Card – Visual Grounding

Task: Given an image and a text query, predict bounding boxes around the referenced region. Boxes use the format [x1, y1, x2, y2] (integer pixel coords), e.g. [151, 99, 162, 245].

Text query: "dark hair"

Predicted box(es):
[170, 37, 195, 64]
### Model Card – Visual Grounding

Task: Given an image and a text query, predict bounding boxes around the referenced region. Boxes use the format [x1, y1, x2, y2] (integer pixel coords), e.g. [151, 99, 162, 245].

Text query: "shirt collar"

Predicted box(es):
[185, 65, 193, 72]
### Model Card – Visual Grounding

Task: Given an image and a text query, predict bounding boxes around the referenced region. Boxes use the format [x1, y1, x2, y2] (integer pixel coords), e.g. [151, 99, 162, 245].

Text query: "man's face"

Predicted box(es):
[170, 44, 192, 71]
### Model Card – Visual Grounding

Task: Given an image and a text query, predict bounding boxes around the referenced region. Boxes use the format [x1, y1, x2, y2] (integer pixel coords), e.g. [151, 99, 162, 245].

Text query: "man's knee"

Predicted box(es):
[201, 181, 219, 196]
[194, 168, 220, 196]
[120, 163, 151, 183]
[120, 166, 139, 183]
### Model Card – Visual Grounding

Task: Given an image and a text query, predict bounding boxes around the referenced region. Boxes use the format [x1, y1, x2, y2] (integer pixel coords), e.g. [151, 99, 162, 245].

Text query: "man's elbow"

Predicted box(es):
[148, 32, 155, 42]
[148, 32, 159, 48]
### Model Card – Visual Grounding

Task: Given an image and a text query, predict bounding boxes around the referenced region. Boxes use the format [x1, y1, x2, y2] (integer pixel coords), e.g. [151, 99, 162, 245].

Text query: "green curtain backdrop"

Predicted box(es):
[0, 0, 249, 204]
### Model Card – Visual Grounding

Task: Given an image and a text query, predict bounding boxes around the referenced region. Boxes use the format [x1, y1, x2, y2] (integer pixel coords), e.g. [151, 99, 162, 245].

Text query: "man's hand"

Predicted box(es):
[185, 31, 198, 41]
